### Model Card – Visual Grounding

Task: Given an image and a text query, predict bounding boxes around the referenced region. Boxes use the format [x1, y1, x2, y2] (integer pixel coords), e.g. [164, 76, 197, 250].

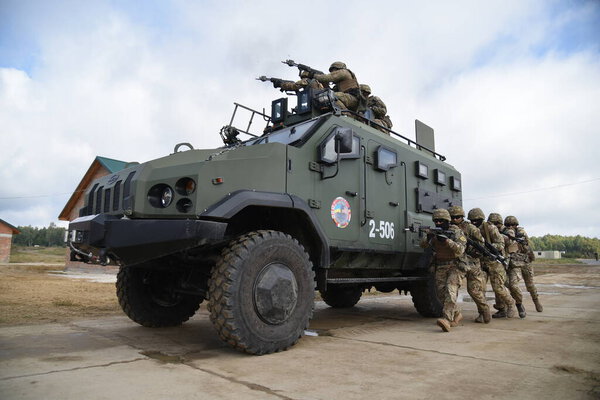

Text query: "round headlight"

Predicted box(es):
[161, 186, 174, 207]
[148, 184, 174, 208]
[176, 177, 196, 196]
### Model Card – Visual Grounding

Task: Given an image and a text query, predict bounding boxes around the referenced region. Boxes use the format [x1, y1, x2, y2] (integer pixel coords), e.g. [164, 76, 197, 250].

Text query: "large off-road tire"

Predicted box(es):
[116, 265, 203, 327]
[410, 273, 443, 318]
[320, 285, 363, 308]
[208, 230, 315, 355]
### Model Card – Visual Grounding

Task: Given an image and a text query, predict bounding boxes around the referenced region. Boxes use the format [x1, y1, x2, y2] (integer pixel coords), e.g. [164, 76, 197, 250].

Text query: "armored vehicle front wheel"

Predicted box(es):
[208, 230, 315, 355]
[410, 273, 443, 318]
[320, 285, 363, 308]
[116, 265, 204, 327]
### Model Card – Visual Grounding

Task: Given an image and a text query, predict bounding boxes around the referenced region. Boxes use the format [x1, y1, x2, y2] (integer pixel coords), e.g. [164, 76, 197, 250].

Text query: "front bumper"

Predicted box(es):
[68, 214, 227, 266]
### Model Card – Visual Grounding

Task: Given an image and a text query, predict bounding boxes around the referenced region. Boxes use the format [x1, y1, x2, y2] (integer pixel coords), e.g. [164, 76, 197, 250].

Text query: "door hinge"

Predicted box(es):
[309, 161, 322, 173]
[365, 155, 374, 165]
[366, 210, 374, 218]
[308, 199, 321, 209]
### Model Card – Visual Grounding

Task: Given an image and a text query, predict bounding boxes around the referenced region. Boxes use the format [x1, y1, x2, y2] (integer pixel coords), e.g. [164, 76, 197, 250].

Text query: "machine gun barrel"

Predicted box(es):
[281, 59, 324, 76]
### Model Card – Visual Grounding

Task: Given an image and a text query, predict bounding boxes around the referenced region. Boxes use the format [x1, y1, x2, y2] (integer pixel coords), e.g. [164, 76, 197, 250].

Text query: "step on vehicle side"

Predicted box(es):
[68, 85, 463, 354]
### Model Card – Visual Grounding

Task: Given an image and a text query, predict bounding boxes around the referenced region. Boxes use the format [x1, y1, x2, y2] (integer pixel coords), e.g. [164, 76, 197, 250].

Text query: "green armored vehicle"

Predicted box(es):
[68, 82, 463, 355]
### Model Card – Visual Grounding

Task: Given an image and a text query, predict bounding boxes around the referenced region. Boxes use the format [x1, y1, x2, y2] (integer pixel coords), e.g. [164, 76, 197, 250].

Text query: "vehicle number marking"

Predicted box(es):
[369, 220, 395, 239]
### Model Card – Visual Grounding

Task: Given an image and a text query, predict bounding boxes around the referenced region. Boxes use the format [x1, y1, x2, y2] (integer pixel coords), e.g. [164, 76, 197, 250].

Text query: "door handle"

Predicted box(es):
[345, 191, 358, 197]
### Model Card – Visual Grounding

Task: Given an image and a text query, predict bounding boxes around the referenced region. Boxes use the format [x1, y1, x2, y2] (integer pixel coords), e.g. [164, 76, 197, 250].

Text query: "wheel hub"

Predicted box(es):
[253, 263, 298, 325]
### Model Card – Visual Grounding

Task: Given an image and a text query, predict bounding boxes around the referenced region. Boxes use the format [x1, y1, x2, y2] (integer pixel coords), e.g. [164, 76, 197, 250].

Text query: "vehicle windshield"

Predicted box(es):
[245, 119, 318, 147]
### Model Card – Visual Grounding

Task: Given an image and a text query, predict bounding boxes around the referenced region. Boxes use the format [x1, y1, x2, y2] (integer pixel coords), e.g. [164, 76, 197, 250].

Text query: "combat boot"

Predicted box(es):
[532, 297, 543, 312]
[516, 303, 526, 318]
[483, 308, 492, 323]
[506, 305, 517, 318]
[474, 314, 484, 323]
[492, 309, 507, 318]
[436, 318, 452, 332]
[450, 313, 463, 327]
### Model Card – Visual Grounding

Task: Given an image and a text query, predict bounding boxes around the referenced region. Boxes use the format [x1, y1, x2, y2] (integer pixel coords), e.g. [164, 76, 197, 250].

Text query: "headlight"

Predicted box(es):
[175, 177, 196, 195]
[148, 184, 174, 208]
[161, 187, 173, 207]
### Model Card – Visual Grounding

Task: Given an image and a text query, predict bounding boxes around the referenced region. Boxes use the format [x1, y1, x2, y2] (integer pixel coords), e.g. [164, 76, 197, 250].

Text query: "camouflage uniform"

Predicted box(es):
[469, 209, 515, 318]
[279, 72, 324, 92]
[314, 62, 360, 111]
[420, 209, 467, 332]
[503, 216, 542, 316]
[448, 206, 491, 323]
[359, 84, 393, 132]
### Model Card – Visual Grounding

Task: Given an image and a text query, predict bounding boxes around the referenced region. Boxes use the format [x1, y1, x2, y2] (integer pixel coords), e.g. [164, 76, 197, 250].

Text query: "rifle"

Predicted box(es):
[503, 231, 527, 244]
[419, 226, 454, 242]
[466, 237, 509, 270]
[281, 60, 324, 78]
[256, 76, 292, 89]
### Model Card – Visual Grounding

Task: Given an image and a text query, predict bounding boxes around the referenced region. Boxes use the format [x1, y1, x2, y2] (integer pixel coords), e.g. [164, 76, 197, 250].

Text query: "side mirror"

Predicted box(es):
[335, 129, 353, 154]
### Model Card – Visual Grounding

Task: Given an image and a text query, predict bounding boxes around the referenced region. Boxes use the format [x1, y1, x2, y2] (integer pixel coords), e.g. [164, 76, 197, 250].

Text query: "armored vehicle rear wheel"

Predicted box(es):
[320, 285, 363, 308]
[208, 230, 315, 355]
[410, 274, 443, 317]
[116, 265, 203, 327]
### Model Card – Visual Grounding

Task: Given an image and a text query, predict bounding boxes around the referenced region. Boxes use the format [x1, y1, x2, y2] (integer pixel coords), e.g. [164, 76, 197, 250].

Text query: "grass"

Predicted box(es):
[9, 245, 67, 264]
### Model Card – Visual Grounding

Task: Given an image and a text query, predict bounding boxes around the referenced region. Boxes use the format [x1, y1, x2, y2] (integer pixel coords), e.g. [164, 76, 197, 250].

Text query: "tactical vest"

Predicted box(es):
[503, 228, 519, 253]
[432, 227, 459, 261]
[337, 69, 359, 93]
[433, 240, 456, 261]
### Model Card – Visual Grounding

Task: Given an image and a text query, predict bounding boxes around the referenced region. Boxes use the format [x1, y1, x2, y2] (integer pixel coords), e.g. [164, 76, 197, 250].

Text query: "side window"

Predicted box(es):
[376, 146, 397, 171]
[319, 128, 361, 164]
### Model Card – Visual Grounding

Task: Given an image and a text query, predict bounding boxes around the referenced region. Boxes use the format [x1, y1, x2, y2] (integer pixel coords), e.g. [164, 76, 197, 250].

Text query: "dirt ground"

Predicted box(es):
[1, 262, 599, 399]
[0, 265, 121, 326]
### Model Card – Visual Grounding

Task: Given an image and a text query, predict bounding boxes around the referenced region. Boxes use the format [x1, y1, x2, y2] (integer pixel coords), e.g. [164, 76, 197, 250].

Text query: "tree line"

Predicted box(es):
[529, 235, 599, 258]
[11, 223, 67, 247]
[10, 224, 600, 258]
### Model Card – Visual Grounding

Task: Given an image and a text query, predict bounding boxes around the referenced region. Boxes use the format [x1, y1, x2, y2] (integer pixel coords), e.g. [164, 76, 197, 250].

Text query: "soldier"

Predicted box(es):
[503, 216, 542, 317]
[420, 208, 467, 332]
[359, 84, 393, 132]
[468, 208, 516, 319]
[448, 205, 491, 323]
[313, 61, 360, 111]
[275, 70, 324, 92]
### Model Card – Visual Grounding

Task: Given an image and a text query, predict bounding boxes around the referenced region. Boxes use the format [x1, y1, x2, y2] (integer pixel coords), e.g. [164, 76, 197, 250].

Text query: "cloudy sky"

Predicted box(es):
[1, 0, 599, 237]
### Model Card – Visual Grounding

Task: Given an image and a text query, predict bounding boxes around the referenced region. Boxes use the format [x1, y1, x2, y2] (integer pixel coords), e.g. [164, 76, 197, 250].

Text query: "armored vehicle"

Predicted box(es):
[68, 83, 463, 354]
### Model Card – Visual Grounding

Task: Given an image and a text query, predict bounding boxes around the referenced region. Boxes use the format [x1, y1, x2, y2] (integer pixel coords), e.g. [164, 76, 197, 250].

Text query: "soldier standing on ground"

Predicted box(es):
[313, 62, 360, 111]
[420, 209, 467, 332]
[448, 206, 491, 323]
[468, 208, 516, 319]
[503, 216, 543, 317]
[359, 84, 393, 132]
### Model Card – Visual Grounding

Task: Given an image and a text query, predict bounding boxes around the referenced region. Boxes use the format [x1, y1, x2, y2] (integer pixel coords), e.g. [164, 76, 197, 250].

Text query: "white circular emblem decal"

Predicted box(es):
[331, 197, 351, 228]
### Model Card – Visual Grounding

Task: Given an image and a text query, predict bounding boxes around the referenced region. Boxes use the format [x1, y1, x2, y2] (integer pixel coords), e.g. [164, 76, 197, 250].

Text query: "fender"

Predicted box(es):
[201, 190, 330, 268]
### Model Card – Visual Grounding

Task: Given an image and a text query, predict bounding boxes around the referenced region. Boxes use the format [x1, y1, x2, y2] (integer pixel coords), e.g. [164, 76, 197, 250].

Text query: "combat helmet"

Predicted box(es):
[432, 208, 451, 222]
[329, 61, 347, 72]
[467, 208, 485, 221]
[487, 213, 503, 224]
[447, 205, 465, 217]
[359, 84, 371, 95]
[504, 216, 519, 226]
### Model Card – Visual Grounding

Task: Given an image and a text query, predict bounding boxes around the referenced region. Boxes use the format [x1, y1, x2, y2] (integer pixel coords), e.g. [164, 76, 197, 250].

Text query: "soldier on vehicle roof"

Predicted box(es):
[420, 209, 467, 332]
[359, 84, 393, 133]
[275, 70, 324, 92]
[448, 205, 491, 324]
[313, 61, 360, 111]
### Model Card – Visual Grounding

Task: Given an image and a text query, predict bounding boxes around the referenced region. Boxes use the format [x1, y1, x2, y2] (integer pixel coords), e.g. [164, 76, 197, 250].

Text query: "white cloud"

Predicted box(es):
[0, 0, 599, 238]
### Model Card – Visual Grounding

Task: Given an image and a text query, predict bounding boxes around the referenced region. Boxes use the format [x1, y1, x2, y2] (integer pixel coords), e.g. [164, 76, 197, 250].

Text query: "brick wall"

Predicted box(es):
[0, 223, 13, 263]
